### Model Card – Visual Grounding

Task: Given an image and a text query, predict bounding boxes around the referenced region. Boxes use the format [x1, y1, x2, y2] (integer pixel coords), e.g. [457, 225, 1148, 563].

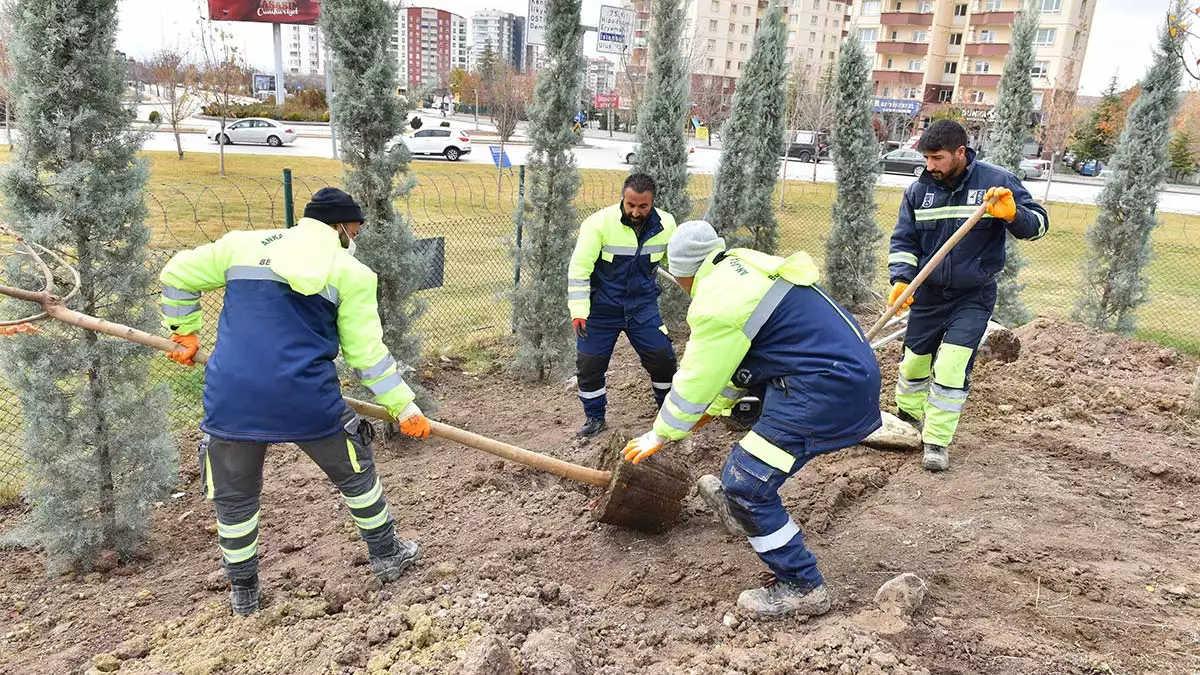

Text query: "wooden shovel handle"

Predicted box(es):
[865, 197, 995, 341]
[37, 302, 614, 489]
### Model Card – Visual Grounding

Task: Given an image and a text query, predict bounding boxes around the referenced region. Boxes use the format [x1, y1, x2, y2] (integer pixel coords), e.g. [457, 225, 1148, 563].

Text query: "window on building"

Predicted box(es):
[741, 42, 748, 52]
[744, 6, 751, 16]
[1034, 28, 1056, 45]
[791, 14, 799, 24]
[980, 30, 996, 43]
[1041, 0, 1061, 11]
[1030, 60, 1049, 77]
[918, 0, 933, 11]
[886, 57, 894, 68]
[908, 58, 923, 70]
[1032, 91, 1045, 109]
[954, 4, 968, 16]
[944, 61, 957, 74]
[788, 31, 797, 42]
[707, 57, 715, 69]
[742, 24, 750, 34]
[833, 19, 839, 28]
[971, 90, 985, 103]
[738, 61, 743, 70]
[712, 0, 721, 11]
[813, 0, 821, 7]
[811, 15, 818, 24]
[808, 47, 815, 58]
[728, 40, 734, 50]
[894, 1, 902, 10]
[859, 28, 877, 45]
[881, 86, 892, 96]
[904, 87, 920, 99]
[984, 0, 1001, 10]
[729, 23, 736, 33]
[938, 88, 954, 102]
[891, 30, 899, 40]
[810, 31, 817, 41]
[731, 3, 738, 13]
[862, 0, 881, 16]
[913, 30, 927, 42]
[709, 19, 718, 30]
[708, 39, 717, 51]
[949, 32, 963, 45]
[1073, 30, 1082, 50]
[973, 59, 990, 73]
[726, 59, 732, 69]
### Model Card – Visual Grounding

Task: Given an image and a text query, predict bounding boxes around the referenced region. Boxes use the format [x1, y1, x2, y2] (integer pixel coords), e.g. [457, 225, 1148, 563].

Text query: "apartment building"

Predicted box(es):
[587, 57, 618, 94]
[851, 0, 1095, 123]
[285, 24, 324, 77]
[622, 0, 848, 120]
[395, 7, 469, 91]
[470, 9, 527, 73]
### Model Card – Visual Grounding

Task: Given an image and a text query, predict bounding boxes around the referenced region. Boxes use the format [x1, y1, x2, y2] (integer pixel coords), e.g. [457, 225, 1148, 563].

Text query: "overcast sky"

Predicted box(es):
[116, 0, 1185, 96]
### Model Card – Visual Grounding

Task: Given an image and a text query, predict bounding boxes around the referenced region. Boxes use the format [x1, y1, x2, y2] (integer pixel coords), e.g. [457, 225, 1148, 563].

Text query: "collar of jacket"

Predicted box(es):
[689, 249, 725, 298]
[918, 146, 978, 193]
[295, 217, 343, 247]
[617, 203, 662, 234]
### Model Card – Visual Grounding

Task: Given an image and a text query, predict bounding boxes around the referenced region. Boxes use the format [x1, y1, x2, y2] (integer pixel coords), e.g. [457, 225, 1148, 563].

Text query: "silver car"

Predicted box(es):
[207, 118, 299, 147]
[1018, 158, 1050, 180]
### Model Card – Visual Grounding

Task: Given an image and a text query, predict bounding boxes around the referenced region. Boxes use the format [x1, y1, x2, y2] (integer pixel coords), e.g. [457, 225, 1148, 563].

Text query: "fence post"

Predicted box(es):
[512, 165, 526, 333]
[283, 168, 295, 228]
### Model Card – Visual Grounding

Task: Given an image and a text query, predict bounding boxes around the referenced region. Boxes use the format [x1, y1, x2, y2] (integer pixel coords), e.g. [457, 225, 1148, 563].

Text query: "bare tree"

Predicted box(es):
[1036, 74, 1077, 201]
[489, 66, 533, 197]
[782, 59, 836, 196]
[149, 48, 200, 160]
[197, 21, 246, 177]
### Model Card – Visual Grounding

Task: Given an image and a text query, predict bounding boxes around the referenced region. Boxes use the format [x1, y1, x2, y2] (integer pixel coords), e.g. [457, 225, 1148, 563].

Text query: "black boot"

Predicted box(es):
[230, 575, 260, 616]
[577, 417, 607, 438]
[370, 537, 421, 583]
[897, 409, 924, 431]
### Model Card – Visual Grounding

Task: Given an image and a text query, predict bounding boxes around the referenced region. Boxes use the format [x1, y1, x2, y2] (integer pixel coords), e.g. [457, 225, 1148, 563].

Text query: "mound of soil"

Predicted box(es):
[1, 319, 1197, 674]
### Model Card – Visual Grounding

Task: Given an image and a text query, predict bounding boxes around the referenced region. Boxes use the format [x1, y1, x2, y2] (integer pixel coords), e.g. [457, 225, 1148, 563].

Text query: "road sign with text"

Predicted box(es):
[597, 5, 635, 54]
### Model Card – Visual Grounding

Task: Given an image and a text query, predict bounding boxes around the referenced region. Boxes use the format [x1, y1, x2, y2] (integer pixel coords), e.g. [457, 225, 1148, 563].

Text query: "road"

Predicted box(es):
[12, 126, 1200, 215]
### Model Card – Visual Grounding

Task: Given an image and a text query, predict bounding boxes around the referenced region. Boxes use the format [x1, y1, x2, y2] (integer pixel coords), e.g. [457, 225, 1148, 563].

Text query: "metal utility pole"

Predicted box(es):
[272, 24, 286, 106]
[324, 34, 337, 159]
[474, 88, 479, 130]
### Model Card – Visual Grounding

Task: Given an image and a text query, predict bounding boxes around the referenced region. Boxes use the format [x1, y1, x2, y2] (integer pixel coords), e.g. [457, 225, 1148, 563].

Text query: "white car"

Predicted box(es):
[393, 127, 472, 161]
[1018, 158, 1051, 180]
[206, 118, 298, 147]
[618, 143, 696, 165]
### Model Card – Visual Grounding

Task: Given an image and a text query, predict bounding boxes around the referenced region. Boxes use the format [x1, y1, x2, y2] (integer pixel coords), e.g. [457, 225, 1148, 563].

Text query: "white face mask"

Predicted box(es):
[339, 224, 358, 257]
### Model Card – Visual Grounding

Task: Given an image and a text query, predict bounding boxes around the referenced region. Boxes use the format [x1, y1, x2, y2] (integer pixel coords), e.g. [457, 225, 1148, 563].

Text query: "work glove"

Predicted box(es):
[393, 402, 431, 440]
[572, 318, 587, 339]
[622, 430, 665, 465]
[984, 187, 1016, 222]
[887, 282, 914, 312]
[693, 414, 714, 431]
[167, 332, 199, 367]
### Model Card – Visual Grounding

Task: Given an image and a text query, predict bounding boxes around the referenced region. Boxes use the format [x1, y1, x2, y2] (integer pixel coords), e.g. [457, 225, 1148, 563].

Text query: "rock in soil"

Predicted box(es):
[93, 550, 119, 574]
[459, 635, 517, 675]
[519, 629, 578, 675]
[91, 652, 120, 672]
[875, 573, 927, 617]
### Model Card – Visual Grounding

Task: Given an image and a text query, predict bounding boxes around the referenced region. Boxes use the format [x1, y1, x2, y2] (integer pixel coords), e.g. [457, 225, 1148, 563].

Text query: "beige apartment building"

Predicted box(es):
[850, 0, 1095, 126]
[622, 0, 849, 120]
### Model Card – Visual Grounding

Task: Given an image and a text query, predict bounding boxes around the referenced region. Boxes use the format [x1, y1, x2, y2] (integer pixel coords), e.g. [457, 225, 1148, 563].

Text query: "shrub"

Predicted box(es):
[148, 110, 161, 123]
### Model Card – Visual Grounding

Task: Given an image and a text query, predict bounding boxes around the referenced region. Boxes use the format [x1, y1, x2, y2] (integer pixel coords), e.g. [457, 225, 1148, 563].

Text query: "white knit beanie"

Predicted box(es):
[668, 220, 726, 278]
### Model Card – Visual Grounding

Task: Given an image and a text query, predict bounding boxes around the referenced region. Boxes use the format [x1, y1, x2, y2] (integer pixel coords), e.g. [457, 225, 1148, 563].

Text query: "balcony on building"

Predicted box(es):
[875, 40, 930, 55]
[970, 10, 1018, 25]
[872, 69, 924, 86]
[880, 11, 935, 27]
[959, 73, 1001, 87]
[963, 41, 1009, 56]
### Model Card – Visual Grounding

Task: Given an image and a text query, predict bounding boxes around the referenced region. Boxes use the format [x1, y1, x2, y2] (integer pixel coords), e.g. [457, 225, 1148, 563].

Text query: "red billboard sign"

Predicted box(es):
[207, 0, 322, 25]
[594, 93, 620, 109]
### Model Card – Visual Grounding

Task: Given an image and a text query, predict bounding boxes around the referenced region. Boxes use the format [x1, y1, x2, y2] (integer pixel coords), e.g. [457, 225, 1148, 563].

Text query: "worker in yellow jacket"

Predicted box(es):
[161, 187, 429, 616]
[623, 221, 882, 620]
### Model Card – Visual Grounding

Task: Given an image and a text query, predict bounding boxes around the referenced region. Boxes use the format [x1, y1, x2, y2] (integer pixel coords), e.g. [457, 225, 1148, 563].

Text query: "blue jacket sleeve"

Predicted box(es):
[887, 188, 921, 284]
[1003, 174, 1049, 241]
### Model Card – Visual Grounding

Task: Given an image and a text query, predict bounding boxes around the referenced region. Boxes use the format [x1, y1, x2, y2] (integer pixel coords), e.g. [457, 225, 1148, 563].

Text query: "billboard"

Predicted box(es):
[527, 0, 547, 46]
[596, 5, 635, 55]
[207, 0, 322, 25]
[594, 93, 620, 109]
[872, 97, 921, 116]
[253, 74, 276, 92]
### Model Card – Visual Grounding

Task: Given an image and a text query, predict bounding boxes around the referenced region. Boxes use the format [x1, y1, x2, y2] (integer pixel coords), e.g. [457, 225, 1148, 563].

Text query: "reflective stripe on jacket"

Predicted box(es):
[567, 204, 677, 319]
[159, 218, 415, 442]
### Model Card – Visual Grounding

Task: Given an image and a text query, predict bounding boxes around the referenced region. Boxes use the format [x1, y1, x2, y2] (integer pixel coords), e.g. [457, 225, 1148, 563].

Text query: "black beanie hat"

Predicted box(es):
[303, 187, 365, 225]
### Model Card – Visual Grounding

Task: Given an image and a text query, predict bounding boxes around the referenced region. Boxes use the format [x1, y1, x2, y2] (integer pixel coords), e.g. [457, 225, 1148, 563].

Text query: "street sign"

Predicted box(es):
[872, 97, 921, 116]
[594, 93, 619, 109]
[527, 0, 547, 46]
[253, 74, 276, 92]
[597, 5, 635, 55]
[489, 145, 513, 169]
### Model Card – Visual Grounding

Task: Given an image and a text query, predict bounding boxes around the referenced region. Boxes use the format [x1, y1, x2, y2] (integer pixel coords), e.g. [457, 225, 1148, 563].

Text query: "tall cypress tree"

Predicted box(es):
[708, 3, 788, 253]
[0, 0, 175, 568]
[322, 0, 428, 405]
[511, 0, 584, 379]
[988, 0, 1040, 327]
[1074, 6, 1184, 333]
[634, 0, 691, 219]
[825, 33, 882, 310]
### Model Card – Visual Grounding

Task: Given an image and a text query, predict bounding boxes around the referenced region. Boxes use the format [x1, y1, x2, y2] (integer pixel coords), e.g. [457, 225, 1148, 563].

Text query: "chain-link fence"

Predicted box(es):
[2, 168, 1199, 502]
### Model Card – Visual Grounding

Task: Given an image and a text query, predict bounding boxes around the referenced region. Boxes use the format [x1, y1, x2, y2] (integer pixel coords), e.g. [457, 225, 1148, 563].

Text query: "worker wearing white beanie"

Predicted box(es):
[667, 220, 726, 279]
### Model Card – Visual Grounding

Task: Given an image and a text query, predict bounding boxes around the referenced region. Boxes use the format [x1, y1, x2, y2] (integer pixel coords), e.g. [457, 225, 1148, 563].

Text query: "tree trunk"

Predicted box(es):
[219, 115, 226, 176]
[174, 122, 184, 160]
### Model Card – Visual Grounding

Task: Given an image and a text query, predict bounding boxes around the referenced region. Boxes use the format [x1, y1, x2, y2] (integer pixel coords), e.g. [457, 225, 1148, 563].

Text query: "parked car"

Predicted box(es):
[390, 127, 472, 161]
[878, 148, 927, 177]
[1018, 158, 1051, 180]
[1075, 158, 1104, 177]
[206, 118, 298, 147]
[780, 130, 829, 163]
[618, 143, 695, 165]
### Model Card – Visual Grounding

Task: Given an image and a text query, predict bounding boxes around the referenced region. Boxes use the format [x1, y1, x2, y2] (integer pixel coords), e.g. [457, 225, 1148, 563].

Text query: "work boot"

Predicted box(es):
[229, 575, 260, 616]
[922, 443, 949, 472]
[370, 537, 421, 583]
[696, 474, 749, 537]
[577, 417, 607, 438]
[897, 409, 924, 431]
[737, 577, 831, 619]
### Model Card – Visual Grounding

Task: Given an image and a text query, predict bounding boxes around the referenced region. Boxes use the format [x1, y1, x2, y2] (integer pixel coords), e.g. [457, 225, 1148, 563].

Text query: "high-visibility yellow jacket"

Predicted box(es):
[159, 218, 415, 442]
[567, 204, 676, 320]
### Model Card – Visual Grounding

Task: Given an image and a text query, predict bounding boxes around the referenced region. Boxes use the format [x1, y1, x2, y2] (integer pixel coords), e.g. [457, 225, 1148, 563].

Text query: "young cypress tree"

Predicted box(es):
[511, 0, 584, 379]
[0, 0, 175, 568]
[708, 3, 788, 253]
[322, 0, 428, 405]
[987, 0, 1039, 327]
[1074, 7, 1184, 333]
[824, 33, 882, 310]
[634, 0, 691, 220]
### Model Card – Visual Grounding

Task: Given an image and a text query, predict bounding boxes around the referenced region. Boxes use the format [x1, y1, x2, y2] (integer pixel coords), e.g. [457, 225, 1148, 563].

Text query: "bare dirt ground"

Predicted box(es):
[1, 318, 1198, 675]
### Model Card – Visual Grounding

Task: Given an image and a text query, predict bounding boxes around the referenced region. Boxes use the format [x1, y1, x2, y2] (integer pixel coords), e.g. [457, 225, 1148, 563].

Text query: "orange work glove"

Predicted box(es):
[394, 402, 431, 440]
[693, 413, 714, 431]
[623, 430, 665, 465]
[984, 187, 1016, 222]
[0, 323, 43, 336]
[167, 333, 199, 367]
[572, 318, 587, 339]
[887, 282, 914, 312]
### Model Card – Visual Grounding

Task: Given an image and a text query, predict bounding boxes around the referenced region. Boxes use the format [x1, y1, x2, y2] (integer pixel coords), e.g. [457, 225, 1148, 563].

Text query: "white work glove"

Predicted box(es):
[622, 430, 665, 465]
